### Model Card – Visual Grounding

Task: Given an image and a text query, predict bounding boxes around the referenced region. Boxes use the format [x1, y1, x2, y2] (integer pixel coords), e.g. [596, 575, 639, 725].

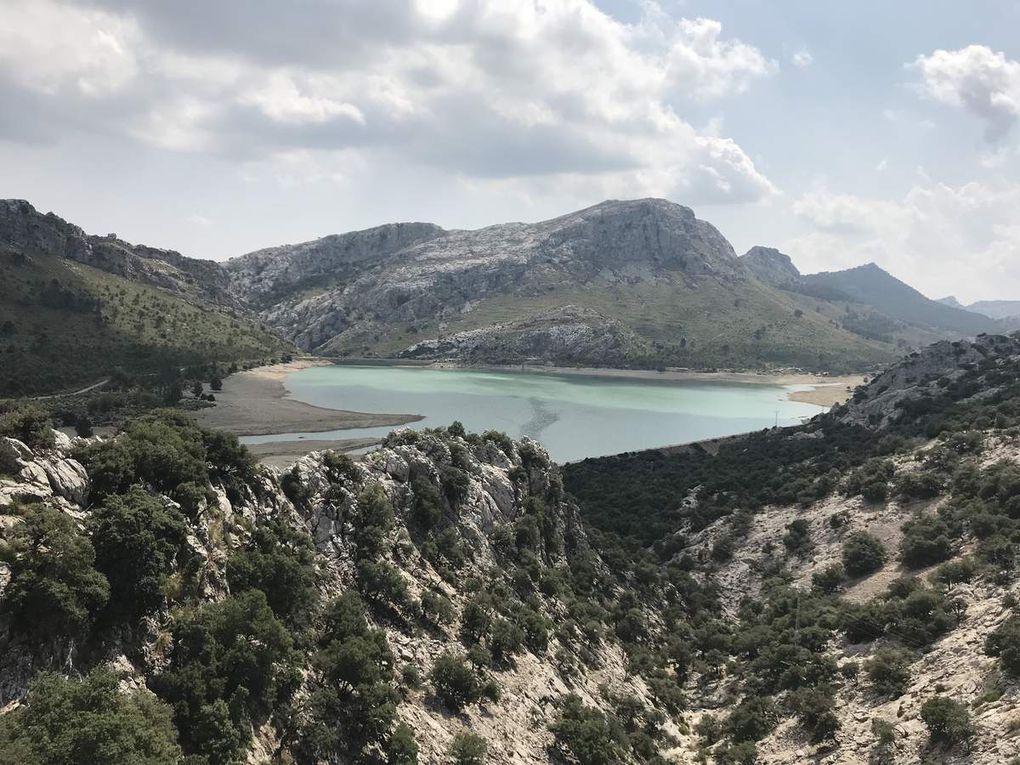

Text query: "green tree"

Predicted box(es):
[920, 696, 974, 748]
[449, 731, 488, 764]
[430, 652, 484, 712]
[149, 591, 300, 763]
[985, 616, 1020, 677]
[0, 403, 54, 450]
[0, 669, 182, 765]
[1, 505, 109, 641]
[88, 486, 191, 621]
[841, 532, 887, 577]
[548, 695, 627, 765]
[226, 517, 318, 629]
[865, 647, 914, 697]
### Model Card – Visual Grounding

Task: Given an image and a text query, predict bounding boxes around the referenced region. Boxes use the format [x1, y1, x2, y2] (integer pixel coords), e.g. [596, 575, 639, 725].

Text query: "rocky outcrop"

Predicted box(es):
[741, 245, 801, 287]
[832, 333, 1020, 429]
[225, 198, 751, 362]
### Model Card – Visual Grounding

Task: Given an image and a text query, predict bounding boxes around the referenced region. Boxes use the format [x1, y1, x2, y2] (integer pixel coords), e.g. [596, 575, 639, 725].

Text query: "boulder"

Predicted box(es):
[41, 458, 89, 506]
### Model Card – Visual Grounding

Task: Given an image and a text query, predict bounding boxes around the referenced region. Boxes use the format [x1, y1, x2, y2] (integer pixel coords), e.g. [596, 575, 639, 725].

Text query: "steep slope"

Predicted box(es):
[740, 246, 801, 286]
[803, 262, 997, 335]
[0, 200, 291, 396]
[227, 199, 898, 373]
[564, 330, 1020, 763]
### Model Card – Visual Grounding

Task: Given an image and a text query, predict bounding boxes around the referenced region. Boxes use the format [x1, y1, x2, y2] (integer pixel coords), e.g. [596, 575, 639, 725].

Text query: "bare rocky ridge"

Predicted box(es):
[740, 246, 801, 287]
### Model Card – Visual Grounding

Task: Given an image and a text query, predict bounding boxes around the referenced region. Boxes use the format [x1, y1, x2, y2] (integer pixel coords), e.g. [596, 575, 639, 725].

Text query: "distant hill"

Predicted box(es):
[800, 262, 998, 335]
[226, 199, 900, 373]
[740, 245, 801, 286]
[0, 200, 291, 396]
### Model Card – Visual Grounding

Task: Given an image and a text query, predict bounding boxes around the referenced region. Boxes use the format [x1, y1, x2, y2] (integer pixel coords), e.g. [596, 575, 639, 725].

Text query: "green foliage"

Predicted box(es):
[548, 695, 628, 765]
[149, 590, 300, 763]
[299, 592, 406, 764]
[726, 697, 777, 742]
[920, 696, 974, 748]
[811, 563, 844, 594]
[0, 669, 181, 765]
[0, 504, 110, 641]
[899, 516, 954, 569]
[864, 646, 915, 697]
[985, 616, 1020, 677]
[841, 532, 887, 578]
[430, 652, 487, 712]
[88, 486, 191, 622]
[843, 459, 895, 502]
[419, 590, 455, 626]
[788, 686, 839, 743]
[226, 516, 318, 629]
[782, 519, 813, 555]
[449, 731, 488, 765]
[0, 403, 55, 449]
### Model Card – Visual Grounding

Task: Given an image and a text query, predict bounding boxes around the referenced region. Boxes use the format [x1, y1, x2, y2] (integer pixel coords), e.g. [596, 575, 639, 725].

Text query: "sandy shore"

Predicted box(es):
[192, 358, 420, 437]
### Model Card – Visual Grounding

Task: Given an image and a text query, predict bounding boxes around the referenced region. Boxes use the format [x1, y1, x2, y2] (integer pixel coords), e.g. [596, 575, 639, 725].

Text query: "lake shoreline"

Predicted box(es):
[191, 358, 422, 438]
[212, 357, 861, 466]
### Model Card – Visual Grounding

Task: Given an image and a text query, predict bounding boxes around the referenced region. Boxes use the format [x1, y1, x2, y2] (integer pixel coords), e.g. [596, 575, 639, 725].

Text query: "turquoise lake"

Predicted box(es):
[241, 365, 826, 463]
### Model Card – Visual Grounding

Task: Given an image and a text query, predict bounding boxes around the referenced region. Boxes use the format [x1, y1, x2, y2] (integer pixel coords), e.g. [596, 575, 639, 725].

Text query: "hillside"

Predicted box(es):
[0, 200, 291, 396]
[4, 333, 1020, 762]
[226, 200, 900, 374]
[802, 263, 998, 335]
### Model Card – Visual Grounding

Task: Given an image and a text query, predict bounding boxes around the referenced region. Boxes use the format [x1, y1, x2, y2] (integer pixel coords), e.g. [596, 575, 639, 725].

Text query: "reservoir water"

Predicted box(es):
[242, 365, 825, 463]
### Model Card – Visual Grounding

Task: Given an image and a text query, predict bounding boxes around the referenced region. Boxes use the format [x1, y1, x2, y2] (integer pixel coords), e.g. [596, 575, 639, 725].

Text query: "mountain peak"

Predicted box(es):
[740, 246, 801, 286]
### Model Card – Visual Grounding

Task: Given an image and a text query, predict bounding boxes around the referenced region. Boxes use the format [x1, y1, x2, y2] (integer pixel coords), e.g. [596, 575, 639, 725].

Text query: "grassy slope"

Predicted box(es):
[0, 250, 291, 396]
[333, 277, 901, 373]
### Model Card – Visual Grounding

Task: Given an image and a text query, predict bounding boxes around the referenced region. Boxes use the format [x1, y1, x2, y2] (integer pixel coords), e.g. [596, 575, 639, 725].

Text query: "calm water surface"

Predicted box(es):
[242, 366, 825, 463]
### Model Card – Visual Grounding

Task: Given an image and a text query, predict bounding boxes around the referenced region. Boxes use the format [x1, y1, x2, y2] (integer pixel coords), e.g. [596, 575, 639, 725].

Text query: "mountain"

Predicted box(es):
[5, 331, 1020, 762]
[937, 295, 967, 310]
[227, 199, 899, 373]
[800, 262, 998, 335]
[0, 200, 291, 396]
[739, 245, 801, 286]
[965, 299, 1020, 321]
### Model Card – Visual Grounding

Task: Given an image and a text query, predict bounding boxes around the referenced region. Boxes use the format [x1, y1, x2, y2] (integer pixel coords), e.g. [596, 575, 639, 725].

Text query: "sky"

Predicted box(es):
[2, 0, 1020, 303]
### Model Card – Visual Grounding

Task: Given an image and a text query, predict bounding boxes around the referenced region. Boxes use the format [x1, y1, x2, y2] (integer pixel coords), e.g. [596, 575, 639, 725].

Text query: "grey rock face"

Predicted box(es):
[740, 245, 802, 287]
[225, 198, 745, 359]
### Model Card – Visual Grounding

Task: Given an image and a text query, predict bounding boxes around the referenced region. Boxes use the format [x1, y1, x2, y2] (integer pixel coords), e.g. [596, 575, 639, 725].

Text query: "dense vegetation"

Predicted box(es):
[0, 246, 289, 396]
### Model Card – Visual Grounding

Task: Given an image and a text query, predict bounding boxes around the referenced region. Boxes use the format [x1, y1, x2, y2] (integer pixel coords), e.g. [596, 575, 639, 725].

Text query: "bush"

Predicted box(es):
[811, 563, 844, 594]
[782, 519, 813, 555]
[148, 591, 300, 762]
[985, 616, 1020, 677]
[449, 731, 488, 764]
[726, 697, 777, 742]
[88, 486, 191, 622]
[430, 652, 485, 711]
[0, 669, 182, 765]
[841, 532, 887, 578]
[226, 517, 318, 629]
[899, 517, 954, 569]
[1, 504, 110, 641]
[788, 686, 839, 742]
[548, 695, 627, 765]
[864, 647, 914, 697]
[0, 403, 54, 449]
[419, 590, 455, 626]
[920, 696, 974, 748]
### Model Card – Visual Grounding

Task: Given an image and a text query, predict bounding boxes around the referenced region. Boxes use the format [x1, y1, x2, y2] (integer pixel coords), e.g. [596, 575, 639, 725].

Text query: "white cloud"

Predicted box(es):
[786, 181, 1020, 301]
[791, 49, 813, 68]
[0, 0, 777, 204]
[186, 213, 211, 226]
[914, 44, 1020, 140]
[0, 0, 140, 97]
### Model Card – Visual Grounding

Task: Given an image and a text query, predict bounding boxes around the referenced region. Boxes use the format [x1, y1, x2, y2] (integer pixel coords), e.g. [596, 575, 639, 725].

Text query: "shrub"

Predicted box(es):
[782, 519, 813, 555]
[899, 517, 954, 569]
[148, 591, 300, 762]
[430, 652, 485, 711]
[548, 695, 627, 765]
[449, 731, 488, 765]
[920, 696, 974, 748]
[357, 560, 409, 610]
[419, 590, 455, 626]
[0, 403, 54, 449]
[811, 563, 844, 594]
[0, 669, 181, 765]
[88, 486, 191, 622]
[226, 517, 318, 628]
[788, 686, 839, 742]
[841, 532, 887, 577]
[864, 647, 914, 697]
[726, 697, 777, 742]
[1, 504, 110, 641]
[985, 617, 1020, 677]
